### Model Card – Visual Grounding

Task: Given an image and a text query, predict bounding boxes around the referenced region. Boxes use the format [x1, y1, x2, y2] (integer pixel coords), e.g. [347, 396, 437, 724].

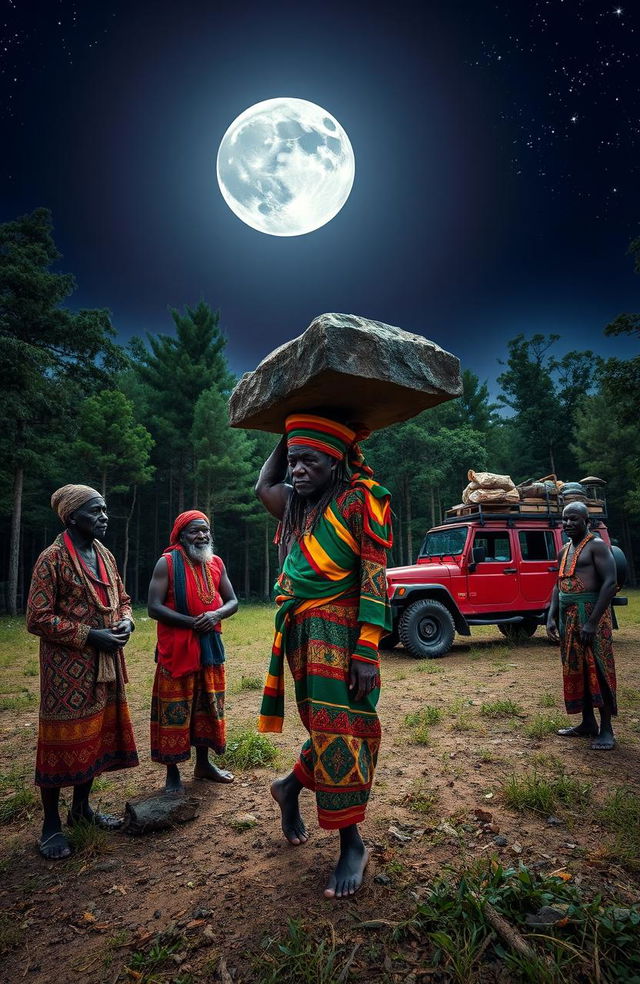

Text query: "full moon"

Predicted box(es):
[216, 97, 355, 237]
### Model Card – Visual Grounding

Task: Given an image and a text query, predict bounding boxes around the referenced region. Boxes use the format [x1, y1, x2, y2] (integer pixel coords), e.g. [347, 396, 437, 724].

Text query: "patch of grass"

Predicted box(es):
[538, 693, 557, 708]
[531, 751, 564, 773]
[229, 814, 258, 832]
[67, 821, 110, 857]
[128, 938, 183, 974]
[475, 746, 500, 764]
[0, 690, 36, 711]
[91, 775, 113, 792]
[599, 786, 640, 870]
[237, 674, 263, 691]
[255, 918, 354, 984]
[0, 911, 24, 956]
[404, 860, 640, 984]
[503, 770, 591, 815]
[23, 660, 38, 678]
[415, 662, 444, 674]
[451, 714, 479, 733]
[405, 705, 443, 727]
[618, 686, 640, 704]
[480, 699, 524, 719]
[220, 729, 279, 771]
[524, 713, 565, 739]
[0, 784, 37, 825]
[402, 779, 440, 816]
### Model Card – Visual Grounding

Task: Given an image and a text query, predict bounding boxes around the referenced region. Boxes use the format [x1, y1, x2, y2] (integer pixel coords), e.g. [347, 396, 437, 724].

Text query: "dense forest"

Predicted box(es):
[1, 208, 638, 613]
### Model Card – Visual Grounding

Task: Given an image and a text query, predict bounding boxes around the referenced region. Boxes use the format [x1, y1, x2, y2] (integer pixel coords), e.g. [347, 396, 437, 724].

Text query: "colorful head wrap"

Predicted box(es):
[285, 414, 357, 461]
[51, 484, 102, 524]
[170, 510, 210, 546]
[284, 413, 392, 548]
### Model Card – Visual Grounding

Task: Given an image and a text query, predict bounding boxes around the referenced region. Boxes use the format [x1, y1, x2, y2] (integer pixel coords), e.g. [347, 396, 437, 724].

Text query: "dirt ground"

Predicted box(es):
[1, 602, 639, 983]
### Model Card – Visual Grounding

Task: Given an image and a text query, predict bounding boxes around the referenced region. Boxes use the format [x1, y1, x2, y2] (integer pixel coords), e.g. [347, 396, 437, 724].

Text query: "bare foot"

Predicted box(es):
[38, 829, 71, 860]
[194, 763, 234, 783]
[591, 728, 615, 751]
[270, 777, 308, 845]
[324, 842, 369, 899]
[557, 723, 598, 738]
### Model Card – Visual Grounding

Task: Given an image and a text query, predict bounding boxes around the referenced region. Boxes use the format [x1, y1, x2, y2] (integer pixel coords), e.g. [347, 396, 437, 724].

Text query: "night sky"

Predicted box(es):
[2, 0, 638, 390]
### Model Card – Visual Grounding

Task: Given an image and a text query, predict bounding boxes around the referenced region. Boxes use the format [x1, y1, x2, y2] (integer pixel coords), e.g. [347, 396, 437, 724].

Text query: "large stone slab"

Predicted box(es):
[228, 312, 461, 433]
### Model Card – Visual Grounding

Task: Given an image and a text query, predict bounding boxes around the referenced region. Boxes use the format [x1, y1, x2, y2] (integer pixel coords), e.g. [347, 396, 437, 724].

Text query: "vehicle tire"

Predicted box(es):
[380, 630, 400, 650]
[498, 618, 538, 643]
[398, 599, 455, 659]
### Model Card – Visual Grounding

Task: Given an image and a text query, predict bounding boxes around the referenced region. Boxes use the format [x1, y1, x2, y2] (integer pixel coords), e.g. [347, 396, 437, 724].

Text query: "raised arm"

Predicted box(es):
[254, 435, 292, 521]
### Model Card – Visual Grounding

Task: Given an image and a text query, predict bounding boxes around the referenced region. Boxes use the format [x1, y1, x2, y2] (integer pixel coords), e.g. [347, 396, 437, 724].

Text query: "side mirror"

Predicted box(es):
[473, 546, 487, 564]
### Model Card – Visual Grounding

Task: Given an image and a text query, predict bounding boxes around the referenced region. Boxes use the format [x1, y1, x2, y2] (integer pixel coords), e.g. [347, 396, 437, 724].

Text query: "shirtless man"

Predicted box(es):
[547, 502, 618, 750]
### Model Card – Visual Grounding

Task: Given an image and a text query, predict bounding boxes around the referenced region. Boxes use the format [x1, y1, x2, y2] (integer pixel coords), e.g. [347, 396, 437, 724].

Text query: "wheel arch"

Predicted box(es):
[391, 585, 470, 636]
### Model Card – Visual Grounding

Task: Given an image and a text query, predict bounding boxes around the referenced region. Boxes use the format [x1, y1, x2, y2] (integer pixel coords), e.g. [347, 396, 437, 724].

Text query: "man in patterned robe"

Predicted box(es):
[27, 485, 139, 859]
[148, 510, 237, 792]
[255, 414, 392, 898]
[547, 502, 618, 750]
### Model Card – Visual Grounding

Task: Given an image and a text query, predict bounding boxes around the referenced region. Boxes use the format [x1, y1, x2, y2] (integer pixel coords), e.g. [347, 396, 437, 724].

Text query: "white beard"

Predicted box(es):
[185, 542, 214, 565]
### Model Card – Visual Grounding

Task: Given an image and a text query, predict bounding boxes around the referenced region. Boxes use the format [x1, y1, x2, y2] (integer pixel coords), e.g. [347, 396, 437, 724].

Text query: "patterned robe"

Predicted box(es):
[260, 487, 391, 829]
[27, 534, 139, 787]
[150, 552, 226, 763]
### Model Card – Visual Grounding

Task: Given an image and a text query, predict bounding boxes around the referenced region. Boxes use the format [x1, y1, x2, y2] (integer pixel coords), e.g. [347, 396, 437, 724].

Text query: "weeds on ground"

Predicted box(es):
[539, 693, 557, 708]
[503, 770, 591, 815]
[0, 912, 24, 956]
[0, 690, 36, 711]
[405, 706, 443, 743]
[23, 660, 38, 678]
[480, 699, 524, 719]
[451, 714, 479, 733]
[598, 786, 640, 870]
[128, 938, 183, 974]
[237, 675, 263, 691]
[415, 663, 444, 674]
[67, 821, 110, 857]
[229, 814, 258, 832]
[525, 713, 565, 739]
[401, 860, 640, 984]
[220, 729, 279, 770]
[255, 919, 355, 984]
[401, 778, 440, 816]
[0, 785, 37, 825]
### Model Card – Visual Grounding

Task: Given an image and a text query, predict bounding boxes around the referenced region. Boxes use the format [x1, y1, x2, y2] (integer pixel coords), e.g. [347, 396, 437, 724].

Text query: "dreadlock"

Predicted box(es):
[281, 456, 351, 544]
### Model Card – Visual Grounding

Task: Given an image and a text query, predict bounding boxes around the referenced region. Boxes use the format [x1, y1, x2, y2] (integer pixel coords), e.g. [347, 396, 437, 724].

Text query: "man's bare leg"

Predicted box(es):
[68, 778, 123, 829]
[270, 772, 309, 845]
[39, 787, 71, 860]
[592, 700, 615, 750]
[193, 746, 234, 783]
[165, 764, 185, 793]
[324, 824, 369, 899]
[558, 685, 598, 738]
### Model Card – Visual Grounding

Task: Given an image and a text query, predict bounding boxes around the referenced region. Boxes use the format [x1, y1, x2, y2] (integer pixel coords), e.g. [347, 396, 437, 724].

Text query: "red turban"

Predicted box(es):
[169, 510, 210, 546]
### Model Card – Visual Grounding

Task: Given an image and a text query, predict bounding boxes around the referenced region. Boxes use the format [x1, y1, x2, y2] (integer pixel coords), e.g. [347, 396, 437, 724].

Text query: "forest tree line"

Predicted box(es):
[1, 208, 638, 614]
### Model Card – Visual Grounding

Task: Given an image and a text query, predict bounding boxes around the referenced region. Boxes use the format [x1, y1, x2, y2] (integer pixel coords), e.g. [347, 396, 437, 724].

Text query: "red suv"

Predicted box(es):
[385, 503, 627, 658]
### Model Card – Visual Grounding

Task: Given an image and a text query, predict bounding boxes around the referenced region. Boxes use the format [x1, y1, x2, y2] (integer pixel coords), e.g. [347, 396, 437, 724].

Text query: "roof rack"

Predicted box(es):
[443, 497, 607, 526]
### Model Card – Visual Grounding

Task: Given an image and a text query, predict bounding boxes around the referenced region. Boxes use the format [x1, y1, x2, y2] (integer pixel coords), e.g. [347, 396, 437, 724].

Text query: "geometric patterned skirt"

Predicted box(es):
[559, 586, 617, 716]
[150, 663, 226, 764]
[36, 669, 139, 789]
[286, 599, 381, 830]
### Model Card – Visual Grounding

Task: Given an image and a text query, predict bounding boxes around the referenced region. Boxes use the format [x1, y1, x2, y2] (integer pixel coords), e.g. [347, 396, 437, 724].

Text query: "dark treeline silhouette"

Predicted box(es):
[1, 209, 638, 613]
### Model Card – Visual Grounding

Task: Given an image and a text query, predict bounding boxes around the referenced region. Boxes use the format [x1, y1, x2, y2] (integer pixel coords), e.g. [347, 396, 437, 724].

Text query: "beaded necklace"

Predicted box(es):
[183, 553, 217, 604]
[559, 532, 594, 578]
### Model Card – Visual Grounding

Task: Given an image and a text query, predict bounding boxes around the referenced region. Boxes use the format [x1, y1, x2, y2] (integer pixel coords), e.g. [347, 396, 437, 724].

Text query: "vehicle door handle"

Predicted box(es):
[503, 568, 517, 574]
[547, 566, 558, 572]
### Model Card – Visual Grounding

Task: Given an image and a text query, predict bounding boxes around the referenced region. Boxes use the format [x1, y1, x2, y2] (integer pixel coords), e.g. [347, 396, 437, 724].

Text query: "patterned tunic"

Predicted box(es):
[26, 534, 139, 787]
[261, 487, 390, 829]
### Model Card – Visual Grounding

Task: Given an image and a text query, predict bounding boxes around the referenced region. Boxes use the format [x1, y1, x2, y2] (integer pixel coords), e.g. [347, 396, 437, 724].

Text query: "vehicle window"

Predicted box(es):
[473, 532, 511, 562]
[518, 531, 556, 561]
[419, 527, 468, 557]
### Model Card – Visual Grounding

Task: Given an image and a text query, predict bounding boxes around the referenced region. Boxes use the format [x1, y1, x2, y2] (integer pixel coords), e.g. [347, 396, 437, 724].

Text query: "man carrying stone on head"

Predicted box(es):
[148, 510, 238, 792]
[255, 414, 392, 899]
[27, 485, 139, 860]
[547, 501, 619, 750]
